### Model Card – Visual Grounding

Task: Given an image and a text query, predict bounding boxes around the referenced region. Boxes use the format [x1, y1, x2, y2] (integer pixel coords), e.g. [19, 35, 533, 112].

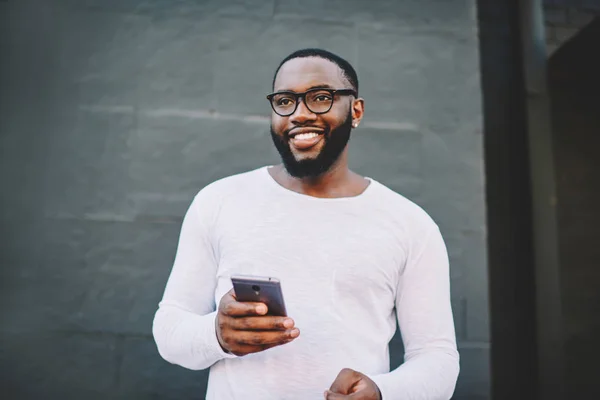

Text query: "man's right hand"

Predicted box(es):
[216, 289, 300, 356]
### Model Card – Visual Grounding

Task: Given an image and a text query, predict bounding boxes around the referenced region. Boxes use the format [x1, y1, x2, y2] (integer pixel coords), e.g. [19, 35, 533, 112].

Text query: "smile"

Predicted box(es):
[289, 131, 324, 150]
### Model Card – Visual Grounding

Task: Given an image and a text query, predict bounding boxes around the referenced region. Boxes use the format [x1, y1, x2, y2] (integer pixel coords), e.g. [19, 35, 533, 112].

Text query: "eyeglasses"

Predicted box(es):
[266, 88, 357, 117]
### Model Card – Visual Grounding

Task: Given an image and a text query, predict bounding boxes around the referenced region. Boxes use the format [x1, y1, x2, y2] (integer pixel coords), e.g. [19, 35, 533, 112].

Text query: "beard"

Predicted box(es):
[270, 113, 353, 178]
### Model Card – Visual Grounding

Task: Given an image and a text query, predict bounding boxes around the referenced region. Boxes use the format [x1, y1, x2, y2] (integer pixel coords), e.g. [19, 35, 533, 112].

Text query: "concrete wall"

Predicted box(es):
[0, 0, 488, 398]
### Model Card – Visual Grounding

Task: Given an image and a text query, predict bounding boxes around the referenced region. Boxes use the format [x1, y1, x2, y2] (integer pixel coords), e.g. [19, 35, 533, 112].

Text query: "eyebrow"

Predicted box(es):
[273, 83, 336, 93]
[307, 84, 335, 90]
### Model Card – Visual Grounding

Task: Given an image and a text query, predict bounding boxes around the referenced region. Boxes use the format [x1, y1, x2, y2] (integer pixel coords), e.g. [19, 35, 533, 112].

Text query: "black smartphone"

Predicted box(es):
[230, 274, 287, 317]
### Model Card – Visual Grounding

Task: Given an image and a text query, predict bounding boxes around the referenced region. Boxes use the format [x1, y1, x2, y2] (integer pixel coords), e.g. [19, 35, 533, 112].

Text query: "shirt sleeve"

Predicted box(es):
[152, 189, 237, 370]
[368, 225, 460, 399]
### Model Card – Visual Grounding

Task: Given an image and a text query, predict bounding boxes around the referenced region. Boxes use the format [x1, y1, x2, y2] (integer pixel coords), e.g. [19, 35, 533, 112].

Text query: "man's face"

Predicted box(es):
[269, 57, 355, 178]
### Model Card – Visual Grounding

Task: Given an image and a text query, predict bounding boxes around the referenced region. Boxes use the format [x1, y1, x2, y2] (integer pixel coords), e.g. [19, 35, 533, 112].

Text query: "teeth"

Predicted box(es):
[294, 132, 319, 140]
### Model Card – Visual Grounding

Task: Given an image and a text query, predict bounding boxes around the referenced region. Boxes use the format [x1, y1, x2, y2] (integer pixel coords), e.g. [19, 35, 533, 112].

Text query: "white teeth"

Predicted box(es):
[294, 132, 319, 140]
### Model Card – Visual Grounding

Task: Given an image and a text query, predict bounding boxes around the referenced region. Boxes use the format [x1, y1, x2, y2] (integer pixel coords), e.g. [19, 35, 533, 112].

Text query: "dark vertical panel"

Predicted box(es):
[476, 1, 538, 399]
[549, 18, 600, 400]
[520, 1, 565, 399]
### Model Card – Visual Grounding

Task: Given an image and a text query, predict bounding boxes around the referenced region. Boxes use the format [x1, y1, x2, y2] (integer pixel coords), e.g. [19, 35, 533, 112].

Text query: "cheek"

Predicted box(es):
[324, 109, 348, 128]
[271, 115, 288, 134]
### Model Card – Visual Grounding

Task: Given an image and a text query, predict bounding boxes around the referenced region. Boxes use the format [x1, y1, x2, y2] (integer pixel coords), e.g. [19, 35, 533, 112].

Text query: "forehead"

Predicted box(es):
[274, 57, 347, 92]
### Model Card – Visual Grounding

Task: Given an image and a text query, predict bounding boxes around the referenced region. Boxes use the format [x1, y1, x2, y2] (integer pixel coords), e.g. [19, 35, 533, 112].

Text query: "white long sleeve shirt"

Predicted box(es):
[152, 166, 460, 400]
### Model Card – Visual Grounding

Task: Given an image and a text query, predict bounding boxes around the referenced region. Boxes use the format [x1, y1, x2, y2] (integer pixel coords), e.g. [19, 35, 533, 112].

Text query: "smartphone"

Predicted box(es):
[230, 274, 287, 317]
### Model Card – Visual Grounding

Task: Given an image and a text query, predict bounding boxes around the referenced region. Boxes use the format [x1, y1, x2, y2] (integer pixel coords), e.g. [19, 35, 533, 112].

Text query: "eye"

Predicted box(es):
[308, 90, 333, 103]
[274, 95, 295, 107]
[314, 94, 331, 102]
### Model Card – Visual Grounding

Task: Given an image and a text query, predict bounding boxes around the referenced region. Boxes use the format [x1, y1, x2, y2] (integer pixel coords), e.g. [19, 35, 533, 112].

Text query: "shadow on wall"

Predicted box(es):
[548, 17, 600, 400]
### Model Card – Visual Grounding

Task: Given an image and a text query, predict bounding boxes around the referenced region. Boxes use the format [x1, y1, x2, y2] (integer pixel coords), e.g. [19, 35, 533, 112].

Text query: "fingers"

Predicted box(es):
[228, 328, 300, 346]
[227, 315, 295, 331]
[217, 289, 300, 356]
[324, 391, 344, 399]
[228, 342, 284, 356]
[221, 330, 298, 356]
[219, 290, 269, 317]
[327, 369, 380, 400]
[329, 368, 359, 395]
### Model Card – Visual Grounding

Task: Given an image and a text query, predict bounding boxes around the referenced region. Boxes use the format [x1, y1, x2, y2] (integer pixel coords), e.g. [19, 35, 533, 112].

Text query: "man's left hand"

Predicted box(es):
[325, 368, 382, 400]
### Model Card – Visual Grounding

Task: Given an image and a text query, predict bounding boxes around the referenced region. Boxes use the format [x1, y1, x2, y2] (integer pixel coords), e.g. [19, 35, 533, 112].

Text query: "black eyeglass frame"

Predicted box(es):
[266, 88, 358, 117]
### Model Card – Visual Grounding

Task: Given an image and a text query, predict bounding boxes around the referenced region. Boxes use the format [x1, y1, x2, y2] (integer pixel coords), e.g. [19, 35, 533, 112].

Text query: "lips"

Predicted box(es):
[288, 128, 325, 151]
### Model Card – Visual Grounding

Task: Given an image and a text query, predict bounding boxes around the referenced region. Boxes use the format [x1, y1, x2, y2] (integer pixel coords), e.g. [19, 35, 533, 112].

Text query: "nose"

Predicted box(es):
[289, 97, 317, 124]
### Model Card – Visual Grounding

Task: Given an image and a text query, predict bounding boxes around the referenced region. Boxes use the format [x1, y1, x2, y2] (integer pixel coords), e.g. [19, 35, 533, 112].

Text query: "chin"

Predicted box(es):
[292, 151, 320, 162]
[290, 143, 324, 159]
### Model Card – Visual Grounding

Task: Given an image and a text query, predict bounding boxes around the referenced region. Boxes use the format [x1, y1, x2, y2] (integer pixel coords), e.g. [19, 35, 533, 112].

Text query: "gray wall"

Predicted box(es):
[0, 0, 489, 398]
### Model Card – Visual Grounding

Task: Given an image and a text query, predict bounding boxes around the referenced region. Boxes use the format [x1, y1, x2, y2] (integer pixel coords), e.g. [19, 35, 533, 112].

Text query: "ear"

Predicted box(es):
[351, 97, 365, 129]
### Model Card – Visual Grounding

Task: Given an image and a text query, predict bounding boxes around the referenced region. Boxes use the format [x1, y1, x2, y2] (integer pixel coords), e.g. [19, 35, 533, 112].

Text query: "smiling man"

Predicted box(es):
[153, 48, 460, 400]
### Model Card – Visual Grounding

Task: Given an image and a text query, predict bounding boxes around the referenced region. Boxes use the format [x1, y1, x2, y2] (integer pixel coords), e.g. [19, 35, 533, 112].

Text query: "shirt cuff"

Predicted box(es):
[203, 311, 238, 360]
[367, 373, 389, 400]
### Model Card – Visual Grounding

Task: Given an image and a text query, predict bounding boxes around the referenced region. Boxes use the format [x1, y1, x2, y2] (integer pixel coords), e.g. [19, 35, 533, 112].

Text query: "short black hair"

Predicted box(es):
[272, 48, 359, 94]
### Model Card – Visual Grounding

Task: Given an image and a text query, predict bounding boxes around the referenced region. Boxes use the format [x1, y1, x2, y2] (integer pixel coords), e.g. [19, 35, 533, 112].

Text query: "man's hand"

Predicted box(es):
[325, 368, 382, 400]
[216, 289, 300, 356]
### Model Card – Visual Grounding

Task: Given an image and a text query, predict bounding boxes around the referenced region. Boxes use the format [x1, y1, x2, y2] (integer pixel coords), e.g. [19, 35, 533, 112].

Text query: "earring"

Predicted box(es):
[353, 122, 358, 128]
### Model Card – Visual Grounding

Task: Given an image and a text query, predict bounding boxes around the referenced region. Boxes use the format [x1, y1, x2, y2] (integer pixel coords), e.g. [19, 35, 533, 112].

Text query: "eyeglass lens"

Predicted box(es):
[271, 89, 334, 116]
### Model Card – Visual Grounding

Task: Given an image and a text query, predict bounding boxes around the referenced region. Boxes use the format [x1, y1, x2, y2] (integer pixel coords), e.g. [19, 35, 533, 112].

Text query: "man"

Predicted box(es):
[153, 48, 460, 399]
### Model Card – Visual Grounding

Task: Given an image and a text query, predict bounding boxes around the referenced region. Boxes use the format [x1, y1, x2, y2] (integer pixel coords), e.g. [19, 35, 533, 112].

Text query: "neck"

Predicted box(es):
[270, 151, 368, 198]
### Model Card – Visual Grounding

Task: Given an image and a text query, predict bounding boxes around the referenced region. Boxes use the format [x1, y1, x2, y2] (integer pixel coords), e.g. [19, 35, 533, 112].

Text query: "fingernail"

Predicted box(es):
[256, 305, 267, 314]
[290, 328, 300, 337]
[283, 319, 293, 328]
